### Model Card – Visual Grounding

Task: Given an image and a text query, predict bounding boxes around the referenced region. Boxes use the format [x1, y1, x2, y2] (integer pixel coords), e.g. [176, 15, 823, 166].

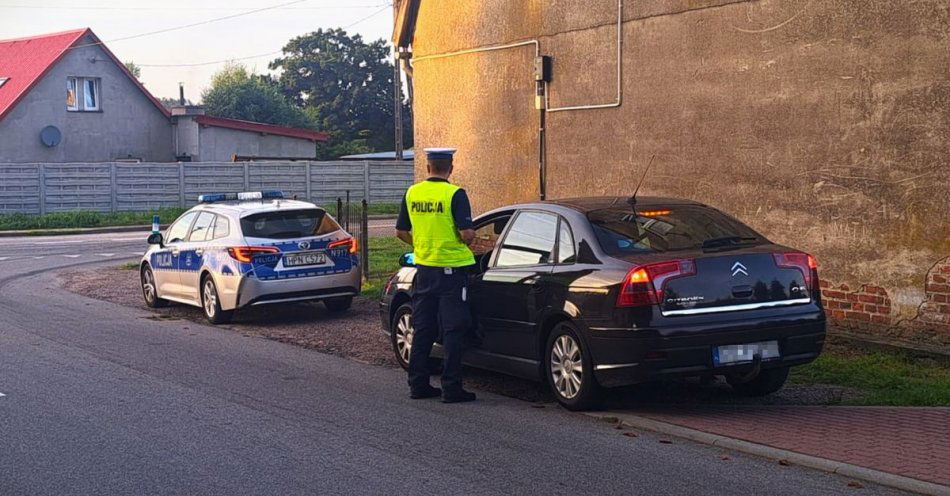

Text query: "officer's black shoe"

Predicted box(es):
[441, 389, 476, 403]
[410, 385, 442, 399]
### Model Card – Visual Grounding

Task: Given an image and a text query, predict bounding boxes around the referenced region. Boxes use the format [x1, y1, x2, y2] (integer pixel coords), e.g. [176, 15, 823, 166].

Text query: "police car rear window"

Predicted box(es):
[240, 209, 340, 239]
[588, 206, 762, 254]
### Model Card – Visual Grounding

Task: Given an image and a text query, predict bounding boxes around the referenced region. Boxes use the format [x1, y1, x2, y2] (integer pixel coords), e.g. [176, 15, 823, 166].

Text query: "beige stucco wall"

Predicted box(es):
[408, 0, 950, 338]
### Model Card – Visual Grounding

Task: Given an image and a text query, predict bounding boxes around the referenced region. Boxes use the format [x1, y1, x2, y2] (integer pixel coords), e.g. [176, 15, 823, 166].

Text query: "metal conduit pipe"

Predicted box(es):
[545, 0, 623, 112]
[407, 0, 625, 200]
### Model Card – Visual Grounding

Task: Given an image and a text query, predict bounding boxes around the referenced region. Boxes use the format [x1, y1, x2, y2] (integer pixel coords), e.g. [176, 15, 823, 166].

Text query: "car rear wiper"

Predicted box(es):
[700, 236, 760, 250]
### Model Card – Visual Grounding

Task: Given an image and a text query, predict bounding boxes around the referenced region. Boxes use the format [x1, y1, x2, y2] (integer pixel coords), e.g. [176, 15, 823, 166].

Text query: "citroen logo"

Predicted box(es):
[298, 241, 311, 250]
[731, 262, 749, 277]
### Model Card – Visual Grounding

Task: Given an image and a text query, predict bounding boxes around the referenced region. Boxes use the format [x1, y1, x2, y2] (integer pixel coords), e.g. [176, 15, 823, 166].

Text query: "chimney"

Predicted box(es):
[178, 83, 185, 106]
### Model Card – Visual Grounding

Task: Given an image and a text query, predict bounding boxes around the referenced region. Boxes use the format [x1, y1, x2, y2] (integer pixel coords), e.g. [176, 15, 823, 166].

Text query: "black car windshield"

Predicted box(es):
[240, 209, 340, 239]
[588, 205, 763, 254]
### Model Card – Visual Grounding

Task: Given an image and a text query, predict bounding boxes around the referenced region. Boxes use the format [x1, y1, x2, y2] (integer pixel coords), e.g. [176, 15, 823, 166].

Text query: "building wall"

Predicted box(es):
[195, 126, 316, 161]
[0, 34, 174, 162]
[409, 0, 950, 345]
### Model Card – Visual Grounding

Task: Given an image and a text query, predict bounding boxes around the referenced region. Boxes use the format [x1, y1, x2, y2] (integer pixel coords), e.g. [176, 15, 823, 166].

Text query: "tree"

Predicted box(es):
[270, 28, 412, 155]
[124, 61, 141, 79]
[201, 63, 315, 130]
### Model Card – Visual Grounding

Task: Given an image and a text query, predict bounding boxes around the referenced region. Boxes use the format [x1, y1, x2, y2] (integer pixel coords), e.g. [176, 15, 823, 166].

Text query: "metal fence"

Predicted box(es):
[0, 160, 414, 214]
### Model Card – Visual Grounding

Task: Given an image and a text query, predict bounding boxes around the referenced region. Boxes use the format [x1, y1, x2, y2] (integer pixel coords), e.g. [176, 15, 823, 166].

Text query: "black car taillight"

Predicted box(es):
[617, 259, 696, 308]
[773, 252, 819, 293]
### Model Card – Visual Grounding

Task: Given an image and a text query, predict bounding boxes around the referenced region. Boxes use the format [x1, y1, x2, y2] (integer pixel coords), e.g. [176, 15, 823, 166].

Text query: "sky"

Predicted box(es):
[0, 0, 394, 101]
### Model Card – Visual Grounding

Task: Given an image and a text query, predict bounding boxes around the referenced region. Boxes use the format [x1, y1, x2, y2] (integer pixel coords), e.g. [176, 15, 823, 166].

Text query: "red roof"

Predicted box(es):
[0, 28, 170, 122]
[194, 115, 329, 142]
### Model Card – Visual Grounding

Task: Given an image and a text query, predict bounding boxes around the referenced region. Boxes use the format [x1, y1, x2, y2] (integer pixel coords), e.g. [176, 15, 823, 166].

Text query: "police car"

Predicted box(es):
[140, 191, 361, 324]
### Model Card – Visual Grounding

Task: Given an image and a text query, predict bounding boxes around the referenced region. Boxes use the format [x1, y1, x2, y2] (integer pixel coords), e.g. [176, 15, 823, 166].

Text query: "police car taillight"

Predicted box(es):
[328, 237, 358, 254]
[228, 246, 280, 263]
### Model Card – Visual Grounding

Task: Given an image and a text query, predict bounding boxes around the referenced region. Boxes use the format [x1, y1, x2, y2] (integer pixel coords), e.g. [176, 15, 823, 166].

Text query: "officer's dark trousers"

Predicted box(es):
[408, 265, 470, 393]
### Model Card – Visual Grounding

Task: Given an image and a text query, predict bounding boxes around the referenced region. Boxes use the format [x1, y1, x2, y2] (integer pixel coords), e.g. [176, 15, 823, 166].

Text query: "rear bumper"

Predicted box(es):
[235, 268, 361, 308]
[588, 316, 826, 388]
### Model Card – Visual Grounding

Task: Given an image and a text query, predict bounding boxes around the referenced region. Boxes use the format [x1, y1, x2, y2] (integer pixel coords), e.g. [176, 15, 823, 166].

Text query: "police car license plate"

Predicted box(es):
[713, 340, 780, 365]
[283, 251, 326, 267]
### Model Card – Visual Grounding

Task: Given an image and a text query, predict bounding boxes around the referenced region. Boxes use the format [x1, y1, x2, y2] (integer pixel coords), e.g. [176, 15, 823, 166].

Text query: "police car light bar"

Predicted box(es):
[198, 191, 284, 203]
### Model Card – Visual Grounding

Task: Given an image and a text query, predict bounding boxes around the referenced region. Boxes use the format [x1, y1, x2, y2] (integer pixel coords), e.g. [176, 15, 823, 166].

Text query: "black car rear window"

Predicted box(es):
[240, 209, 340, 239]
[588, 205, 763, 254]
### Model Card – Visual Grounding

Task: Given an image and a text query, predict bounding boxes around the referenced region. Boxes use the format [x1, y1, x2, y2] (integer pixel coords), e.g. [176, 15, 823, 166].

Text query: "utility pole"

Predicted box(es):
[393, 49, 404, 160]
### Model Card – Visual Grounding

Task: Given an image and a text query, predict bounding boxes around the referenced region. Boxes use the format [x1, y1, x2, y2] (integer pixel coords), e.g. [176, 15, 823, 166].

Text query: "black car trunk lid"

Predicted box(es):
[660, 250, 811, 316]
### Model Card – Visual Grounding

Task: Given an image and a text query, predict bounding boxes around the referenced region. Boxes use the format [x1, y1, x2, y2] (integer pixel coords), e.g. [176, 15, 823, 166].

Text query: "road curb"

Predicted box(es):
[0, 224, 168, 238]
[585, 411, 950, 496]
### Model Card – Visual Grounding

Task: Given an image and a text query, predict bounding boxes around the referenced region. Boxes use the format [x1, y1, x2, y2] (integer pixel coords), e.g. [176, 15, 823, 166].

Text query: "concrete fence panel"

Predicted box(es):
[0, 160, 413, 214]
[0, 164, 41, 214]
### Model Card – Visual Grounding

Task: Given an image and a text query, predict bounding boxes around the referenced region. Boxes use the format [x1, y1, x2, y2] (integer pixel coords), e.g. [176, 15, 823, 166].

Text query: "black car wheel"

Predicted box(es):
[391, 303, 414, 370]
[141, 264, 169, 308]
[324, 296, 353, 313]
[201, 276, 234, 325]
[545, 322, 603, 411]
[727, 366, 790, 396]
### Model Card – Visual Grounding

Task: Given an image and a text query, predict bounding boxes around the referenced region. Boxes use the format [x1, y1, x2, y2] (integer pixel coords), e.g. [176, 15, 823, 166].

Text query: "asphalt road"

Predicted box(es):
[0, 232, 909, 495]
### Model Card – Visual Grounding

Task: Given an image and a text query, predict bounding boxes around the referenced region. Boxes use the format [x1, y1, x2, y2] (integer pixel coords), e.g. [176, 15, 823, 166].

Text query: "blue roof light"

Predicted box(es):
[199, 191, 284, 204]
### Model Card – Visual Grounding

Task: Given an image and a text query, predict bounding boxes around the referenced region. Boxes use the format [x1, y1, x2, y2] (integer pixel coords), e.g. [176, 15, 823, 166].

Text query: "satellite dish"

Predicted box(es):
[40, 125, 62, 147]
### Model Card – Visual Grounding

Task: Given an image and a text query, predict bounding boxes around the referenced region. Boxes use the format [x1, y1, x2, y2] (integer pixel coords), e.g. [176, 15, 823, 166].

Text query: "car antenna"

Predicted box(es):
[627, 154, 656, 208]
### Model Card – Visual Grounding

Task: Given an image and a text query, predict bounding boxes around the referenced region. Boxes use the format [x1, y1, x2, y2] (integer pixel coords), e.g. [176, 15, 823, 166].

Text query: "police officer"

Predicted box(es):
[395, 148, 477, 403]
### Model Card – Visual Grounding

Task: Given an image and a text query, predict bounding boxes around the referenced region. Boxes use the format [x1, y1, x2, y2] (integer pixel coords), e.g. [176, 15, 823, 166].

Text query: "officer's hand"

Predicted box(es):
[459, 229, 475, 245]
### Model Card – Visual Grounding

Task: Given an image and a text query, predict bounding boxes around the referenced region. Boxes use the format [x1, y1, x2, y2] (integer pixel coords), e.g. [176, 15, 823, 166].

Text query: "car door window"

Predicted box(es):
[212, 215, 230, 240]
[471, 215, 511, 256]
[495, 211, 558, 267]
[556, 218, 576, 264]
[165, 211, 198, 244]
[188, 212, 216, 242]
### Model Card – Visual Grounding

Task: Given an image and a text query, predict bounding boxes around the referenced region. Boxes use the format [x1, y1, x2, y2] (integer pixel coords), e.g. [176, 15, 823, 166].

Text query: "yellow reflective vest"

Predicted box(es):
[405, 180, 475, 267]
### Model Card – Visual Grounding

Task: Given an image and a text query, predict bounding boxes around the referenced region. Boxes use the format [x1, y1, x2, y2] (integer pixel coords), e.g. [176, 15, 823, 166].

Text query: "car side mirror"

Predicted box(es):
[147, 232, 164, 247]
[399, 252, 415, 267]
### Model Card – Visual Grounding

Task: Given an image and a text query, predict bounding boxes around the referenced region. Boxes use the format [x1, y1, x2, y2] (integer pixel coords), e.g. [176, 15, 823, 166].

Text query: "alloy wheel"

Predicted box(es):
[550, 334, 583, 399]
[142, 268, 155, 303]
[203, 280, 217, 318]
[394, 312, 414, 364]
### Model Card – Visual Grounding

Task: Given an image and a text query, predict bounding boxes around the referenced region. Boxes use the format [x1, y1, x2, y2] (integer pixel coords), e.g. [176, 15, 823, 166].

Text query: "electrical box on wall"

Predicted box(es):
[534, 56, 552, 82]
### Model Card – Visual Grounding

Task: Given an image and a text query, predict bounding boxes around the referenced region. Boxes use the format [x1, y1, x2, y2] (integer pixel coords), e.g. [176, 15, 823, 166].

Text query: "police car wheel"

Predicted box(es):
[201, 276, 233, 325]
[391, 303, 414, 370]
[324, 296, 352, 313]
[141, 265, 169, 308]
[545, 322, 603, 411]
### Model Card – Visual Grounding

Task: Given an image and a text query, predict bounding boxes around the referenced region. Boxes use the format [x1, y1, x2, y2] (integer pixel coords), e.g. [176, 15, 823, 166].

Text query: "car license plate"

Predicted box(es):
[713, 340, 780, 365]
[283, 251, 326, 267]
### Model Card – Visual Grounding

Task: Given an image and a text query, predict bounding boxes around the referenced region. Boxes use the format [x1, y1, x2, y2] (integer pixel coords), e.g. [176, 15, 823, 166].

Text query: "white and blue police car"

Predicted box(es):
[140, 191, 361, 324]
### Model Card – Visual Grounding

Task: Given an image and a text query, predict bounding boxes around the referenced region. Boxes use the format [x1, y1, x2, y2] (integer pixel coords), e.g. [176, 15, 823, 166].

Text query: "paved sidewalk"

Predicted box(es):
[632, 406, 950, 487]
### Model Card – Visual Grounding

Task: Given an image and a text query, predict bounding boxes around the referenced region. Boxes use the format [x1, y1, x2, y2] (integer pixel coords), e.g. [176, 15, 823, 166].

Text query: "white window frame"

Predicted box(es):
[67, 76, 101, 112]
[83, 77, 100, 111]
[67, 77, 79, 111]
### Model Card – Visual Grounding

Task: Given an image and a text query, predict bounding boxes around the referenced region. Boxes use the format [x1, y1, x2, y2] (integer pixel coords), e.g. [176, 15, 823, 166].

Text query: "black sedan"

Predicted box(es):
[379, 196, 825, 410]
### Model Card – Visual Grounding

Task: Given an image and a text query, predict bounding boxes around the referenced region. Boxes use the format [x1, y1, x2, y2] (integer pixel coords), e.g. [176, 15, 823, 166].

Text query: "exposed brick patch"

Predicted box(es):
[821, 281, 893, 327]
[921, 257, 950, 326]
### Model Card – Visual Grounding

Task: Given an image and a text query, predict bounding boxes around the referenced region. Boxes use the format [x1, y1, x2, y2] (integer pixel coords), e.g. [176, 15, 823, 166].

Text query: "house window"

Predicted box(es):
[67, 77, 101, 111]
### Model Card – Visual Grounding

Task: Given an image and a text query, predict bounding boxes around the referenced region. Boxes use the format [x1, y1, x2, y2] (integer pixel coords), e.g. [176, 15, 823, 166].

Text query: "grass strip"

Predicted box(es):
[790, 342, 950, 406]
[0, 202, 399, 232]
